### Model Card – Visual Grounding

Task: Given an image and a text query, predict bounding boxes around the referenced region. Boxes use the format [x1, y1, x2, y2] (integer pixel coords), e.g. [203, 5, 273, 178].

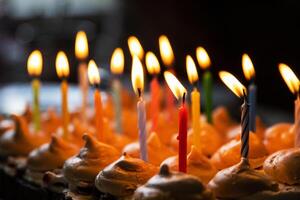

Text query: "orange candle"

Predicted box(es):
[55, 51, 70, 138]
[88, 59, 104, 141]
[159, 35, 176, 121]
[146, 51, 161, 132]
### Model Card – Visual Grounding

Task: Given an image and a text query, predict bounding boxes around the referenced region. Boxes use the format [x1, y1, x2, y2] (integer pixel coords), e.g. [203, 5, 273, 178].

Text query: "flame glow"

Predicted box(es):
[196, 47, 211, 69]
[27, 50, 43, 76]
[186, 55, 199, 84]
[128, 36, 144, 60]
[110, 48, 124, 74]
[87, 60, 100, 85]
[164, 71, 187, 99]
[55, 51, 70, 78]
[131, 55, 144, 95]
[145, 51, 160, 75]
[219, 71, 246, 98]
[278, 63, 299, 94]
[242, 54, 255, 80]
[159, 35, 174, 67]
[75, 31, 89, 60]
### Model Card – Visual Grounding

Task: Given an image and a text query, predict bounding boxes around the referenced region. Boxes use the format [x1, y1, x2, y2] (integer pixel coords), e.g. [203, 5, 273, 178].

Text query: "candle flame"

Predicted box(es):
[164, 71, 187, 100]
[278, 63, 299, 94]
[87, 60, 101, 85]
[145, 51, 160, 75]
[55, 51, 70, 78]
[186, 55, 199, 84]
[131, 55, 144, 95]
[110, 48, 124, 74]
[196, 47, 211, 69]
[128, 36, 144, 60]
[219, 71, 246, 98]
[242, 54, 255, 80]
[75, 31, 89, 60]
[27, 50, 43, 76]
[159, 35, 174, 67]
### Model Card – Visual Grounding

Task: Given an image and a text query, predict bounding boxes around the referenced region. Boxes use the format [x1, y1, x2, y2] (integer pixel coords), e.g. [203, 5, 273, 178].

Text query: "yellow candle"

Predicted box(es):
[191, 88, 201, 148]
[61, 80, 69, 138]
[186, 55, 201, 149]
[56, 51, 70, 139]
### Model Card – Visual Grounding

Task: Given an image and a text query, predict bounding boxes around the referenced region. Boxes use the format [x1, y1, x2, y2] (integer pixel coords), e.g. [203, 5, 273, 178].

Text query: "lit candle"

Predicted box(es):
[131, 55, 147, 161]
[186, 55, 201, 149]
[242, 54, 256, 132]
[88, 60, 104, 141]
[278, 64, 300, 147]
[110, 48, 125, 134]
[164, 71, 188, 172]
[196, 47, 212, 123]
[219, 71, 249, 158]
[55, 51, 70, 139]
[128, 36, 144, 60]
[75, 31, 89, 119]
[27, 50, 43, 132]
[159, 35, 176, 121]
[146, 51, 161, 132]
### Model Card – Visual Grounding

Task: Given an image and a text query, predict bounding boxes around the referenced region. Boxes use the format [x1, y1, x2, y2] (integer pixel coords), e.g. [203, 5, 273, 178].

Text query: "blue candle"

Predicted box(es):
[137, 95, 148, 161]
[248, 83, 256, 132]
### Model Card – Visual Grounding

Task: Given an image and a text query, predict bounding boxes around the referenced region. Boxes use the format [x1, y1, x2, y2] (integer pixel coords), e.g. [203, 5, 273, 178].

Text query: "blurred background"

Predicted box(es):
[0, 0, 299, 120]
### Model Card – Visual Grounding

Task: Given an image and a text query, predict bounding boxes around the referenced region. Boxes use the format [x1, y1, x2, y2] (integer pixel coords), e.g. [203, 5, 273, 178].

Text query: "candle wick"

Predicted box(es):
[182, 92, 186, 104]
[137, 88, 142, 98]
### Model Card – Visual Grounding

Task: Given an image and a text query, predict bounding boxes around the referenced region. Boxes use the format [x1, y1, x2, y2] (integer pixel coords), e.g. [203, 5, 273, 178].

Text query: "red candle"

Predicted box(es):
[164, 71, 188, 173]
[178, 97, 188, 172]
[165, 82, 175, 120]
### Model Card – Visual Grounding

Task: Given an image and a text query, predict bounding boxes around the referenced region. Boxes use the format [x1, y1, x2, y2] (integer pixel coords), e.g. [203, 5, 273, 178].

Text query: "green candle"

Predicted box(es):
[196, 47, 213, 124]
[27, 50, 43, 132]
[32, 79, 41, 131]
[203, 70, 212, 123]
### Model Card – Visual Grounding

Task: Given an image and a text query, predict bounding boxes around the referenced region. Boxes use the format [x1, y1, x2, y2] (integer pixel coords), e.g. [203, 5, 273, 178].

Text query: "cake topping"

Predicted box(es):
[133, 164, 214, 200]
[63, 134, 120, 191]
[161, 145, 217, 183]
[0, 115, 49, 157]
[123, 132, 174, 166]
[208, 159, 278, 199]
[27, 135, 78, 172]
[95, 153, 158, 198]
[264, 148, 300, 185]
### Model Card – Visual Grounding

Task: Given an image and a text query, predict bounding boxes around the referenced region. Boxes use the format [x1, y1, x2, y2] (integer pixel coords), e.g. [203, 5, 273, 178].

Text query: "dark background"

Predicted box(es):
[0, 0, 299, 113]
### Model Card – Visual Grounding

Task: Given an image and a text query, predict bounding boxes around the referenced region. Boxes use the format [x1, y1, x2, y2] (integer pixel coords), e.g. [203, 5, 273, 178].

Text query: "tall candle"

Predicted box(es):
[27, 50, 43, 132]
[137, 92, 148, 161]
[164, 71, 188, 173]
[241, 93, 250, 158]
[159, 35, 176, 121]
[295, 96, 300, 147]
[131, 55, 148, 161]
[56, 51, 70, 139]
[242, 54, 256, 132]
[32, 79, 41, 131]
[88, 60, 104, 141]
[278, 63, 300, 147]
[219, 71, 248, 158]
[110, 48, 125, 133]
[75, 31, 89, 120]
[178, 95, 188, 172]
[61, 79, 69, 138]
[186, 55, 201, 149]
[146, 51, 161, 132]
[196, 47, 212, 123]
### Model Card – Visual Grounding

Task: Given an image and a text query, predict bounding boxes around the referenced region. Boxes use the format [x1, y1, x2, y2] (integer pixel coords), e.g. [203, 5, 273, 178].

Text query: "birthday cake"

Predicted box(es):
[0, 32, 299, 200]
